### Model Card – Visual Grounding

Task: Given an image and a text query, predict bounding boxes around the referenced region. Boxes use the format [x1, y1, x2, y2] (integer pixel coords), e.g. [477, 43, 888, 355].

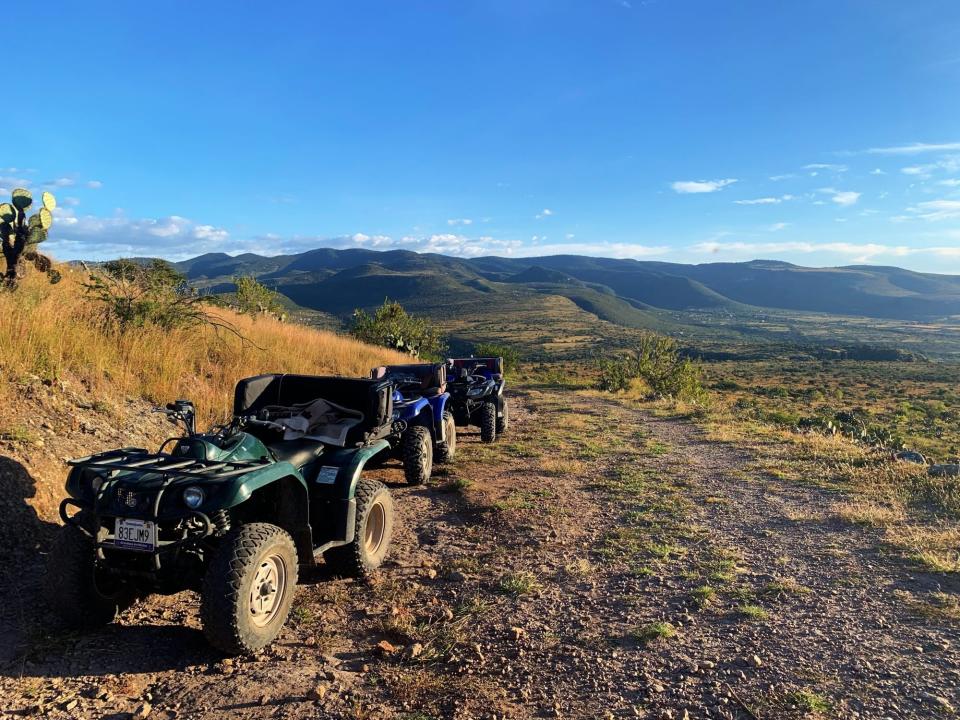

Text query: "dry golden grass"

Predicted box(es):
[0, 267, 406, 425]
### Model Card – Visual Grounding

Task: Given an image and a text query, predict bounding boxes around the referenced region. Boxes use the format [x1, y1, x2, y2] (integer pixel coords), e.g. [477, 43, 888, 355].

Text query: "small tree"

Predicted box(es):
[596, 333, 705, 401]
[85, 259, 209, 331]
[0, 189, 61, 288]
[473, 342, 521, 374]
[234, 274, 282, 318]
[350, 298, 445, 358]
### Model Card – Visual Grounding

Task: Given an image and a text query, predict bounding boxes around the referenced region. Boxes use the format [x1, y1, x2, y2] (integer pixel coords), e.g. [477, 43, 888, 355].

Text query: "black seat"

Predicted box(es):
[234, 374, 394, 446]
[267, 438, 325, 469]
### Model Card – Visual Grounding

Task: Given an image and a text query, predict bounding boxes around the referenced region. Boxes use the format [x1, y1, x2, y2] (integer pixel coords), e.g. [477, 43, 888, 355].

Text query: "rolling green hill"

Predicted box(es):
[177, 248, 960, 320]
[168, 248, 960, 359]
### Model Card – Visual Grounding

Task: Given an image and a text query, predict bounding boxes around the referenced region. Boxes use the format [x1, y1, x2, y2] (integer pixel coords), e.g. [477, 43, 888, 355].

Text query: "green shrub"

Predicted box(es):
[233, 274, 282, 317]
[596, 333, 705, 401]
[473, 342, 521, 373]
[350, 298, 445, 358]
[84, 259, 210, 331]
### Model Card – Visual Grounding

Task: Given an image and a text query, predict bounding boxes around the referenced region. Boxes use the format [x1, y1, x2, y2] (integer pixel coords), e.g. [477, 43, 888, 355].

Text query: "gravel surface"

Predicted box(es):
[1, 388, 958, 719]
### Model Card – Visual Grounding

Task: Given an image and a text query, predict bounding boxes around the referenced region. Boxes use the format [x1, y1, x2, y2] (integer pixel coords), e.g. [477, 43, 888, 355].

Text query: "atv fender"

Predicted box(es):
[307, 439, 390, 554]
[429, 393, 451, 441]
[221, 463, 313, 563]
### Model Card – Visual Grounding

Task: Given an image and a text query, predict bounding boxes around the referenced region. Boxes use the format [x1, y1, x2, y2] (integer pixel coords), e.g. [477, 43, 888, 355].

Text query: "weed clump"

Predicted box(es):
[498, 571, 540, 596]
[630, 621, 677, 644]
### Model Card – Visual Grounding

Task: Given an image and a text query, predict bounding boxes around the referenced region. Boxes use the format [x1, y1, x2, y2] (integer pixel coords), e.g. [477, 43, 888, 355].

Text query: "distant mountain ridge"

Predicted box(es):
[174, 248, 960, 322]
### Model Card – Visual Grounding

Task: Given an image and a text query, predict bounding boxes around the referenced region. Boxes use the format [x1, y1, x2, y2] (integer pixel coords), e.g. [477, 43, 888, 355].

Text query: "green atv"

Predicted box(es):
[47, 374, 397, 655]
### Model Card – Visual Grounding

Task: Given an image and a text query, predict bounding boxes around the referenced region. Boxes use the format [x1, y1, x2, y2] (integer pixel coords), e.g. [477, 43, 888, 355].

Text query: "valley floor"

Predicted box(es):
[3, 388, 959, 719]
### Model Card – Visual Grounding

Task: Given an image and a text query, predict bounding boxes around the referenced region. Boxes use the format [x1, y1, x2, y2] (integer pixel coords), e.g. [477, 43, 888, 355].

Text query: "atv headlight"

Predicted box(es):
[182, 486, 205, 509]
[467, 386, 486, 397]
[89, 475, 104, 493]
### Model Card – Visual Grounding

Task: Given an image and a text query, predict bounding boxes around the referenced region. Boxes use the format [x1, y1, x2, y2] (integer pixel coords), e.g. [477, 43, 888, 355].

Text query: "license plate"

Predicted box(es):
[114, 517, 156, 552]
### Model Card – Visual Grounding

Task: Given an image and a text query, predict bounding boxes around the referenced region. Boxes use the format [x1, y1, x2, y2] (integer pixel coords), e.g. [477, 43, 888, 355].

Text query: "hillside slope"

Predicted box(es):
[0, 268, 406, 552]
[175, 249, 960, 322]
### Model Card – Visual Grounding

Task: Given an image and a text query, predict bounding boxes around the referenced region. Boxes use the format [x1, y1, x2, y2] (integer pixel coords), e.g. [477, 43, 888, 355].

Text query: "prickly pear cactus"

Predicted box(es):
[1, 188, 61, 288]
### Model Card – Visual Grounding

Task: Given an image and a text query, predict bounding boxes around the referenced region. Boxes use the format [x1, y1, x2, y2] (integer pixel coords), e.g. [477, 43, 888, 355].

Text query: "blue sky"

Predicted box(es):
[5, 1, 960, 272]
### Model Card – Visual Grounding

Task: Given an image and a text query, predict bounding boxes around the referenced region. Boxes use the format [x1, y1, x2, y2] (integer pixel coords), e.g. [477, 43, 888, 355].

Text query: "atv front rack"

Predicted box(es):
[68, 447, 272, 479]
[62, 448, 274, 574]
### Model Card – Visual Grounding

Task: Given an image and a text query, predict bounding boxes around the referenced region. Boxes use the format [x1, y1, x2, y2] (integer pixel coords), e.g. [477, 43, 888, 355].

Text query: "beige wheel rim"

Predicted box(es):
[364, 501, 386, 555]
[249, 554, 287, 627]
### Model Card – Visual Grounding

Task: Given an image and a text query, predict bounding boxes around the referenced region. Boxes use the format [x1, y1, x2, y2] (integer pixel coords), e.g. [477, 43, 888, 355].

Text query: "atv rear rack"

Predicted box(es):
[69, 447, 272, 479]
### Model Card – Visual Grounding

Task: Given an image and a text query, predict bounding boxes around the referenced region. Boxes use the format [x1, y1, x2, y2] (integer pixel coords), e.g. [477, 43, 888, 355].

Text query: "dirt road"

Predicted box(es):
[3, 388, 958, 719]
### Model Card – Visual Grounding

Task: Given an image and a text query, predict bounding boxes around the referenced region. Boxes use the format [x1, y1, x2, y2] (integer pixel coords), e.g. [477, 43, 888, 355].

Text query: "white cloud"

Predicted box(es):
[734, 194, 795, 205]
[769, 173, 796, 181]
[865, 142, 960, 155]
[86, 180, 103, 189]
[904, 199, 960, 221]
[939, 178, 960, 187]
[45, 211, 233, 261]
[516, 242, 669, 259]
[819, 187, 861, 206]
[535, 208, 554, 219]
[692, 239, 960, 265]
[898, 156, 960, 179]
[565, 233, 575, 240]
[870, 168, 886, 175]
[767, 222, 789, 231]
[671, 178, 738, 194]
[804, 163, 848, 176]
[45, 177, 76, 188]
[446, 218, 473, 226]
[693, 240, 912, 263]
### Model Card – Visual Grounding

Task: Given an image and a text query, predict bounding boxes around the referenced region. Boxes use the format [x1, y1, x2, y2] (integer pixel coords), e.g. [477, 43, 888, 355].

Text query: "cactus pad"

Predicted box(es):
[28, 227, 48, 245]
[0, 203, 14, 222]
[11, 188, 33, 210]
[42, 191, 56, 211]
[38, 208, 53, 230]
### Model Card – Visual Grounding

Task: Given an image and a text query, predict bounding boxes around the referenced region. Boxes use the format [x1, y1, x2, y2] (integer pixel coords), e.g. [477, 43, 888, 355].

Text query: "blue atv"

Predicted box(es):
[446, 357, 508, 443]
[371, 363, 456, 484]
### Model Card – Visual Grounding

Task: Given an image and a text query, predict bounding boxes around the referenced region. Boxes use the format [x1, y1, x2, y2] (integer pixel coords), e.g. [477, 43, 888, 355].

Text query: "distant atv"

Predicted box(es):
[446, 357, 508, 442]
[371, 363, 456, 484]
[47, 374, 397, 655]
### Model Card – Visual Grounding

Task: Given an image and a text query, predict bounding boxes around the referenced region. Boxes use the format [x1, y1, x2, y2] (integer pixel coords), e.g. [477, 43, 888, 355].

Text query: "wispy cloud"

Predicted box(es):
[671, 178, 737, 194]
[804, 163, 848, 176]
[446, 218, 473, 226]
[693, 239, 960, 264]
[865, 142, 960, 155]
[47, 210, 231, 261]
[899, 156, 960, 179]
[535, 208, 554, 219]
[86, 180, 103, 189]
[693, 240, 911, 263]
[904, 199, 960, 221]
[517, 241, 669, 259]
[767, 222, 789, 231]
[45, 210, 530, 261]
[819, 188, 861, 206]
[734, 194, 795, 205]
